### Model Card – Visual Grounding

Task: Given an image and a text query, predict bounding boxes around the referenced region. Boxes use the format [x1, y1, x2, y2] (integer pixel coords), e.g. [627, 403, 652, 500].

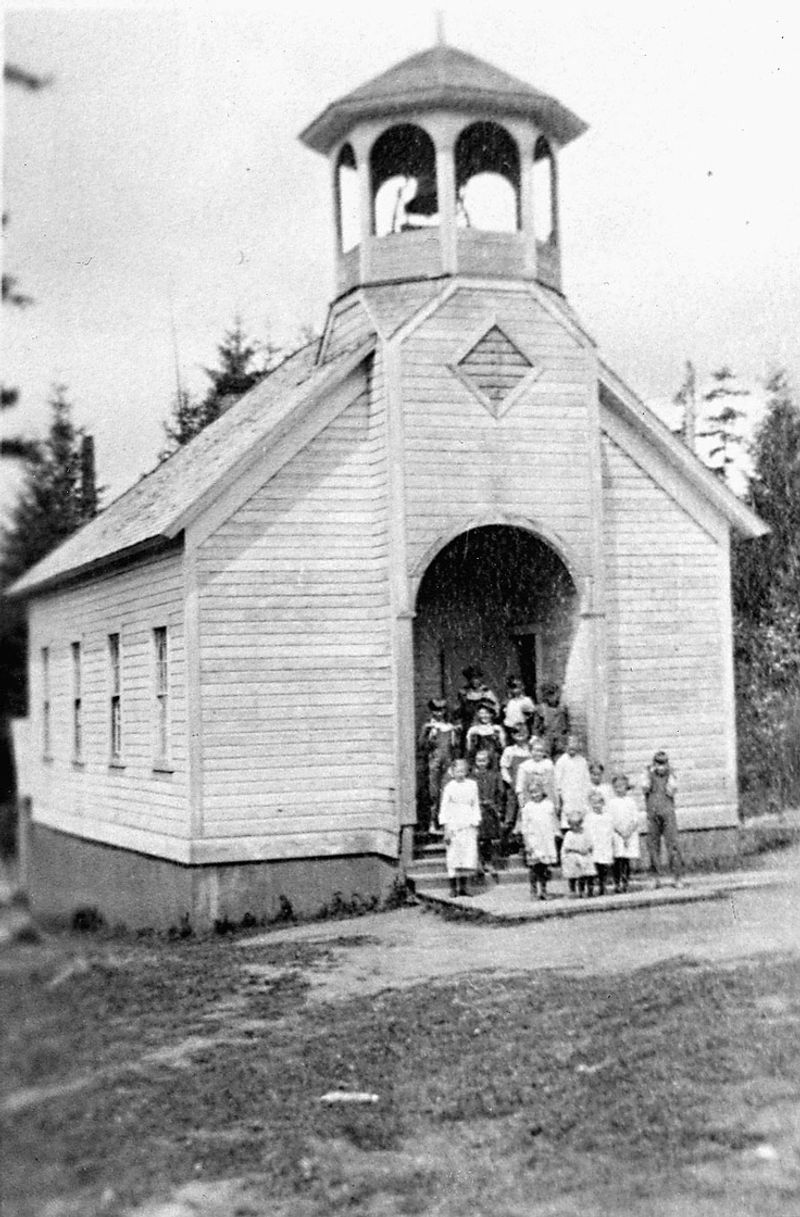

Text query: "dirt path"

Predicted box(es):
[237, 852, 800, 1003]
[5, 845, 799, 1217]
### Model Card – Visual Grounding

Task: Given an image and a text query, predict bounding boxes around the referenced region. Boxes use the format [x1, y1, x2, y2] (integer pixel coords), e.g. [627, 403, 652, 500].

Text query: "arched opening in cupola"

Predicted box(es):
[370, 124, 438, 237]
[455, 122, 520, 233]
[533, 136, 558, 243]
[413, 525, 583, 830]
[335, 143, 359, 253]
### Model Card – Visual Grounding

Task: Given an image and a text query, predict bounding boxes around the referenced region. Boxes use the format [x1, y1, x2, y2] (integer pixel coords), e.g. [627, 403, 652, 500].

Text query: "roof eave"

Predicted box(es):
[167, 337, 377, 539]
[599, 362, 768, 541]
[300, 92, 587, 156]
[6, 534, 183, 600]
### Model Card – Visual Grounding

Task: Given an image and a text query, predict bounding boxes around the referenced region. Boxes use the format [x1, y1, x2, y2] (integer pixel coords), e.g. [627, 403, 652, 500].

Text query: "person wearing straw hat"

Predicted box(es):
[457, 663, 499, 732]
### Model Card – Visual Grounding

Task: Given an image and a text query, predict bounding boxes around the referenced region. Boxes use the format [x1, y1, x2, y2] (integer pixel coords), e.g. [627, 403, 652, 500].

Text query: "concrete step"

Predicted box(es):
[407, 864, 531, 893]
[411, 868, 788, 924]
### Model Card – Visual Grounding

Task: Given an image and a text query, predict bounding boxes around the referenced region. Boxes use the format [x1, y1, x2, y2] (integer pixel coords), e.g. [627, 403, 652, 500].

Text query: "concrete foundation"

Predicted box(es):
[25, 821, 401, 932]
[642, 826, 740, 871]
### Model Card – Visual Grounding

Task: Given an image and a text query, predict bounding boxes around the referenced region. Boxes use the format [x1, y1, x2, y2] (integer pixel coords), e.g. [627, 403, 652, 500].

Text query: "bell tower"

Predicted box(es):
[300, 41, 587, 298]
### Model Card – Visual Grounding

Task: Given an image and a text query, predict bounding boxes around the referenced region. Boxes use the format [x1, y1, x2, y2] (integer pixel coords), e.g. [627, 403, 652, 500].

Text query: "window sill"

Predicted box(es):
[108, 760, 126, 771]
[152, 763, 174, 775]
[71, 760, 86, 770]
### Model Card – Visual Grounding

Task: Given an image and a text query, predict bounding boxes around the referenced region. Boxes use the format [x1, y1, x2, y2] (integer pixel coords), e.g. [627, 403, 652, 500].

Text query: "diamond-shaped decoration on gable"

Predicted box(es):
[452, 325, 542, 419]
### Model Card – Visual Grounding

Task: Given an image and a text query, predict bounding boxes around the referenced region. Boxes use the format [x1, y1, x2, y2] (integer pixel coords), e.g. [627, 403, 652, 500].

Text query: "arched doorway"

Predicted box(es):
[413, 525, 583, 818]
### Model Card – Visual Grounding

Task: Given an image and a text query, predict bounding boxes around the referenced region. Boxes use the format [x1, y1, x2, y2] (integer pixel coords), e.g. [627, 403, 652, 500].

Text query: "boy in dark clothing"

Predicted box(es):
[537, 681, 570, 759]
[641, 748, 683, 887]
[472, 749, 503, 881]
[418, 698, 458, 833]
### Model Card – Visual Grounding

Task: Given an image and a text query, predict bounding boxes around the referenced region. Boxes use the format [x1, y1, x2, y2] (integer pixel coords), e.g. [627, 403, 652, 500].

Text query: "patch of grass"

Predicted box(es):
[3, 936, 800, 1216]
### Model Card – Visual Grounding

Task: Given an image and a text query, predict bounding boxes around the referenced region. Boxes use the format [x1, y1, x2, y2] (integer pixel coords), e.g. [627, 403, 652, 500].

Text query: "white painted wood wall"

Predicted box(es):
[194, 371, 397, 859]
[602, 431, 737, 827]
[399, 283, 598, 737]
[25, 550, 189, 857]
[21, 276, 741, 866]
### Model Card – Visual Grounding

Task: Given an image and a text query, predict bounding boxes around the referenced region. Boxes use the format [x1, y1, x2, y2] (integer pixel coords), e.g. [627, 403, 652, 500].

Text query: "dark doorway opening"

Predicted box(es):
[413, 525, 580, 822]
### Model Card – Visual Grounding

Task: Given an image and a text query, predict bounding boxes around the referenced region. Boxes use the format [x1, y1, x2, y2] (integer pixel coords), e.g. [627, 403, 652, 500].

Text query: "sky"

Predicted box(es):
[4, 0, 800, 512]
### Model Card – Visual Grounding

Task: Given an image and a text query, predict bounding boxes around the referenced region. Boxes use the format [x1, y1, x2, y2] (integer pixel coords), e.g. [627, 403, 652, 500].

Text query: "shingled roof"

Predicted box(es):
[300, 43, 588, 155]
[9, 338, 376, 597]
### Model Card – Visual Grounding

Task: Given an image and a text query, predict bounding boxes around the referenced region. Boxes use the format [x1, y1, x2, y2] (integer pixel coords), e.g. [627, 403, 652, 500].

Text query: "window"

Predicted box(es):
[533, 136, 557, 242]
[370, 124, 438, 236]
[42, 646, 52, 758]
[455, 122, 521, 233]
[153, 627, 169, 764]
[108, 633, 122, 762]
[71, 641, 82, 761]
[336, 143, 359, 253]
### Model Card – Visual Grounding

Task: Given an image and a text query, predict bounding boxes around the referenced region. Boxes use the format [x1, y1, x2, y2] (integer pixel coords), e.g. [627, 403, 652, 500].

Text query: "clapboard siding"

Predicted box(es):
[362, 281, 445, 339]
[26, 550, 189, 843]
[602, 433, 736, 823]
[321, 293, 376, 363]
[401, 286, 595, 576]
[197, 366, 394, 844]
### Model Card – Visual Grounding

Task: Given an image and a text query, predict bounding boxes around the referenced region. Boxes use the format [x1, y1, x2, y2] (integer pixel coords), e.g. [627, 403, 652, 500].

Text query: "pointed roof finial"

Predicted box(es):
[435, 9, 446, 46]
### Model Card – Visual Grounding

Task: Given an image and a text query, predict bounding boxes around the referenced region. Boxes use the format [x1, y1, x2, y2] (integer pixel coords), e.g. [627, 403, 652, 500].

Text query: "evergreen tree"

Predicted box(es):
[731, 370, 800, 810]
[1, 214, 37, 446]
[161, 319, 282, 456]
[0, 387, 98, 720]
[672, 359, 697, 449]
[2, 61, 48, 440]
[733, 369, 800, 622]
[696, 366, 749, 482]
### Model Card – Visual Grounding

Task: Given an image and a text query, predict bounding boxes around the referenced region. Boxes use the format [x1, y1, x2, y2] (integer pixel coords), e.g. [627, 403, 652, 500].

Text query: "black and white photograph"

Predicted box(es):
[2, 3, 800, 1213]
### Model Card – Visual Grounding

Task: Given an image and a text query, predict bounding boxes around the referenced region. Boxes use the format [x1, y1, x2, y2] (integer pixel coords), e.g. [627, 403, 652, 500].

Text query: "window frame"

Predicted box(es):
[108, 632, 123, 765]
[152, 625, 171, 771]
[71, 640, 83, 764]
[41, 645, 52, 760]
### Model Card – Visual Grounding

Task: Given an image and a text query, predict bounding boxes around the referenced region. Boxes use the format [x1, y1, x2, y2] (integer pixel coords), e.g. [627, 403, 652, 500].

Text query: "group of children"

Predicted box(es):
[422, 668, 679, 900]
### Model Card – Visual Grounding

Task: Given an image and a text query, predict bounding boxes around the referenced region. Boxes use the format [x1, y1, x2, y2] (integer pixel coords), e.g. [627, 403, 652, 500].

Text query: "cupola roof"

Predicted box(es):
[300, 43, 588, 155]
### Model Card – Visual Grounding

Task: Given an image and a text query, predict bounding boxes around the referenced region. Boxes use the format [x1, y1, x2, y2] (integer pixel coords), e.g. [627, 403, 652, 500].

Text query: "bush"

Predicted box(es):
[72, 906, 105, 933]
[735, 614, 800, 814]
[0, 800, 16, 857]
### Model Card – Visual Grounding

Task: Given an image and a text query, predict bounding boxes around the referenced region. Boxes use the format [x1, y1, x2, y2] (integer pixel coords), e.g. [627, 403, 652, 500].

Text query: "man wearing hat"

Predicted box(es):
[641, 749, 683, 887]
[418, 697, 458, 834]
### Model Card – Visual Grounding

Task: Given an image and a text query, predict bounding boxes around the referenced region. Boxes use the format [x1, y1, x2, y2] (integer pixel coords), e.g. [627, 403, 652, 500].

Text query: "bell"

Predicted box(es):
[405, 172, 438, 217]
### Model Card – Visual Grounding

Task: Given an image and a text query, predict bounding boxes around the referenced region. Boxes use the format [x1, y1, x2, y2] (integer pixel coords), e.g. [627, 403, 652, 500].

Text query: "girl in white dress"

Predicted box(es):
[584, 788, 615, 895]
[608, 772, 641, 893]
[519, 777, 558, 901]
[438, 758, 481, 898]
[588, 760, 614, 810]
[561, 814, 595, 897]
[515, 738, 556, 810]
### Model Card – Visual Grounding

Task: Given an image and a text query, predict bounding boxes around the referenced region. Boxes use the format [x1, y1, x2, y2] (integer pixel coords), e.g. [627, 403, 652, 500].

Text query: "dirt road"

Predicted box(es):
[237, 850, 800, 1003]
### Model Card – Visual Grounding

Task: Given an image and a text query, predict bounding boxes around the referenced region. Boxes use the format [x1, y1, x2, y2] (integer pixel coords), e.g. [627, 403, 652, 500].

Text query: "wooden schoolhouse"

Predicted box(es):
[10, 41, 766, 928]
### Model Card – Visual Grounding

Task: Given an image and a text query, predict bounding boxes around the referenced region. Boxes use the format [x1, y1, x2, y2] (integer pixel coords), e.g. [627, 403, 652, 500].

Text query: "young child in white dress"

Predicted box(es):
[554, 734, 591, 833]
[588, 760, 614, 809]
[438, 758, 481, 898]
[608, 772, 640, 893]
[519, 777, 558, 901]
[561, 813, 595, 897]
[515, 738, 556, 810]
[584, 788, 615, 895]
